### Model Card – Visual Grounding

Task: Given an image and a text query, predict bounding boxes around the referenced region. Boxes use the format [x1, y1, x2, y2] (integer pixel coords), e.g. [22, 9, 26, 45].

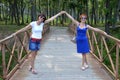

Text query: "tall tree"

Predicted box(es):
[112, 0, 120, 28]
[30, 0, 36, 21]
[105, 0, 110, 34]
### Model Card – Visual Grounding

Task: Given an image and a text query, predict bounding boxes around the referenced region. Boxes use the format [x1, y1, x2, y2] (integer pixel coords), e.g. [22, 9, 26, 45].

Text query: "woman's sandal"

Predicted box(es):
[81, 66, 85, 70]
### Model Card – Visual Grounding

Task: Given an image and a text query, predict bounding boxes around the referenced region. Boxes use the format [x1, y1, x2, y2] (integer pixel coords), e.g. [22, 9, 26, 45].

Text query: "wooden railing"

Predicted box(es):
[0, 11, 66, 80]
[0, 11, 119, 80]
[65, 10, 120, 79]
[69, 23, 120, 80]
[0, 24, 50, 80]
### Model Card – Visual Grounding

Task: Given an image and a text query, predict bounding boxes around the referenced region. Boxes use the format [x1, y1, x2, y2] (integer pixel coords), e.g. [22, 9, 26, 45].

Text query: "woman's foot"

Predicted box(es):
[84, 64, 89, 69]
[29, 66, 37, 74]
[31, 69, 38, 74]
[81, 64, 89, 70]
[29, 66, 32, 71]
[81, 66, 85, 70]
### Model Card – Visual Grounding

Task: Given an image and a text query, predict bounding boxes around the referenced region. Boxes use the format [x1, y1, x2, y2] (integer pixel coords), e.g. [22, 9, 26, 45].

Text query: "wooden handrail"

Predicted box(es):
[0, 11, 120, 80]
[64, 11, 120, 80]
[68, 22, 120, 80]
[0, 11, 65, 43]
[64, 11, 120, 43]
[0, 11, 66, 80]
[0, 25, 50, 80]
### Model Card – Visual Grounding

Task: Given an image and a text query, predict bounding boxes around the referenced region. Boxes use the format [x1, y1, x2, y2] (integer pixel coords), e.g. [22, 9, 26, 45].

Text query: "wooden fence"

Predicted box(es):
[0, 24, 50, 80]
[0, 11, 65, 80]
[0, 11, 120, 80]
[69, 23, 120, 80]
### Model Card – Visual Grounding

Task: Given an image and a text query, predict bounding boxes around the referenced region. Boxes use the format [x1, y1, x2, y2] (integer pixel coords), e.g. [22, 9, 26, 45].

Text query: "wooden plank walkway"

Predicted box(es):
[10, 27, 113, 80]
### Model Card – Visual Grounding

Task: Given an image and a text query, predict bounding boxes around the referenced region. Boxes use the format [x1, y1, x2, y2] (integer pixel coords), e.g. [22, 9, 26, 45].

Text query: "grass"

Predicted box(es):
[0, 25, 25, 32]
[0, 78, 3, 80]
[109, 28, 120, 39]
[0, 25, 25, 39]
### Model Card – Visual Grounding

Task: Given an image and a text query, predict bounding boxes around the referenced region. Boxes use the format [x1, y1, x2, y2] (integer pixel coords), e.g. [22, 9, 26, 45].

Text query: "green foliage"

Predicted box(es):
[110, 27, 120, 39]
[116, 22, 120, 25]
[0, 0, 120, 78]
[90, 29, 120, 75]
[92, 23, 105, 28]
[0, 78, 3, 80]
[0, 46, 27, 78]
[0, 25, 24, 32]
[0, 25, 25, 39]
[68, 1, 78, 8]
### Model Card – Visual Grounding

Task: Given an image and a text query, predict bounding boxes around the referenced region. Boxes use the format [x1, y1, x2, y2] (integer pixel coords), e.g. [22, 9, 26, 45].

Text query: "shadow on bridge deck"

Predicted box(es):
[10, 27, 113, 80]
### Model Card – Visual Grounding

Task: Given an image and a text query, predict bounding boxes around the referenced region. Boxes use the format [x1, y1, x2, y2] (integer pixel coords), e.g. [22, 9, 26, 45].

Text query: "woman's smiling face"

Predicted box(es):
[81, 16, 87, 22]
[80, 14, 87, 23]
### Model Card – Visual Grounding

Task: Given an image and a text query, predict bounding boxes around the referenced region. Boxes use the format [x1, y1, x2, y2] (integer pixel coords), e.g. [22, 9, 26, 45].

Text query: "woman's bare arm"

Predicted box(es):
[44, 11, 66, 24]
[87, 25, 107, 35]
[64, 11, 79, 26]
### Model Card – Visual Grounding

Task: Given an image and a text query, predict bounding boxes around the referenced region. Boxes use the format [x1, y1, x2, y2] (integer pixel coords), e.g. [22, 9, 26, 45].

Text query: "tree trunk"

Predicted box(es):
[14, 0, 20, 25]
[118, 0, 120, 21]
[30, 0, 36, 21]
[105, 0, 110, 34]
[20, 0, 25, 24]
[0, 6, 2, 20]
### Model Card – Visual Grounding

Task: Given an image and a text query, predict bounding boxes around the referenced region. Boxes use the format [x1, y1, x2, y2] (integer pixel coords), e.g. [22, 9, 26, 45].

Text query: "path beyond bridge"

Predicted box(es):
[10, 27, 113, 80]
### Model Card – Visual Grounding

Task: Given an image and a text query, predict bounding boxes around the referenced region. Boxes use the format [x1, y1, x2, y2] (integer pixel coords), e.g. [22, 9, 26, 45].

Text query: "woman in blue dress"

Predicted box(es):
[65, 11, 99, 70]
[76, 13, 90, 70]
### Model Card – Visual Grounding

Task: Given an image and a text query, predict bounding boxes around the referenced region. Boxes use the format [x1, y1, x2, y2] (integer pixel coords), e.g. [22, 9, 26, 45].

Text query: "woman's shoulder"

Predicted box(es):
[76, 23, 80, 28]
[41, 22, 44, 25]
[85, 24, 90, 28]
[39, 22, 44, 27]
[30, 21, 36, 24]
[30, 21, 36, 25]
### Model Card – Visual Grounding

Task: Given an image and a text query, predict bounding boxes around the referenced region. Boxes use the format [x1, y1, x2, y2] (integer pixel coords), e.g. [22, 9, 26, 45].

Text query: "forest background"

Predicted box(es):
[0, 0, 120, 39]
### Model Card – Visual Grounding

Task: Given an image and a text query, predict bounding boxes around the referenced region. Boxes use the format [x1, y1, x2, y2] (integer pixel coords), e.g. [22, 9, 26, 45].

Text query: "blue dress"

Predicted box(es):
[76, 25, 90, 53]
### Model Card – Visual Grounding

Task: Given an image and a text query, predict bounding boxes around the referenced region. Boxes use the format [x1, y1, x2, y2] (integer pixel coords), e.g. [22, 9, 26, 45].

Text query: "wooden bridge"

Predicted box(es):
[0, 11, 120, 80]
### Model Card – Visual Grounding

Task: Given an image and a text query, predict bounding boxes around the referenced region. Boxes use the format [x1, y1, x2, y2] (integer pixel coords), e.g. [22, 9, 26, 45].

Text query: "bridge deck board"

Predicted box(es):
[10, 27, 113, 80]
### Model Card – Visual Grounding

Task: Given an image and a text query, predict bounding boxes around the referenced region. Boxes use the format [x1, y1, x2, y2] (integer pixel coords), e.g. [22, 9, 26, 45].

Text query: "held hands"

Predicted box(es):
[60, 11, 67, 14]
[45, 11, 66, 24]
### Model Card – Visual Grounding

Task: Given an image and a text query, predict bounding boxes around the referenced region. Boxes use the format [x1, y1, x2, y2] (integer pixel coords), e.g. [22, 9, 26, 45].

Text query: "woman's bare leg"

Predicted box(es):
[81, 54, 86, 70]
[82, 54, 85, 66]
[84, 53, 89, 68]
[81, 54, 89, 70]
[84, 54, 88, 65]
[29, 51, 37, 74]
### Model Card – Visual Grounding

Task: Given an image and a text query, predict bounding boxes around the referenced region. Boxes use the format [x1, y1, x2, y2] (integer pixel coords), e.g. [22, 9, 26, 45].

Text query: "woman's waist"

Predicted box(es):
[31, 34, 42, 39]
[31, 37, 41, 40]
[30, 37, 42, 42]
[76, 35, 87, 38]
[76, 37, 87, 40]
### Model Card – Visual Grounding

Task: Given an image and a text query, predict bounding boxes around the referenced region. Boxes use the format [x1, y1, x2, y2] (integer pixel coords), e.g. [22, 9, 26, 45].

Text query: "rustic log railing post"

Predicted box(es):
[65, 10, 120, 79]
[116, 43, 119, 80]
[0, 11, 120, 80]
[0, 11, 66, 80]
[2, 44, 7, 79]
[100, 37, 103, 62]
